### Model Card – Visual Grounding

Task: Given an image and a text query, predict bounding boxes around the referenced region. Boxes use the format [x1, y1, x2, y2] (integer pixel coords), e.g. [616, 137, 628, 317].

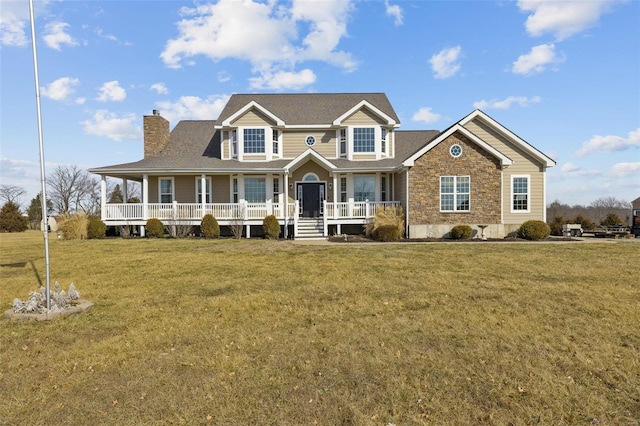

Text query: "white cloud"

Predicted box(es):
[41, 77, 79, 101]
[217, 71, 231, 83]
[160, 0, 356, 89]
[473, 95, 541, 110]
[517, 0, 618, 41]
[429, 46, 461, 79]
[610, 162, 640, 178]
[96, 81, 126, 102]
[249, 69, 316, 90]
[155, 95, 231, 124]
[385, 0, 403, 26]
[150, 82, 168, 95]
[43, 21, 78, 50]
[82, 110, 141, 141]
[512, 43, 562, 75]
[558, 162, 601, 177]
[0, 0, 28, 47]
[561, 162, 580, 173]
[412, 107, 442, 124]
[577, 128, 640, 156]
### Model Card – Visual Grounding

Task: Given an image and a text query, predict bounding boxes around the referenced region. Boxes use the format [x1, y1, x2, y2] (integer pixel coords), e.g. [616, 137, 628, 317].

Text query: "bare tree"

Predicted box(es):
[47, 165, 99, 215]
[230, 204, 245, 239]
[0, 184, 26, 208]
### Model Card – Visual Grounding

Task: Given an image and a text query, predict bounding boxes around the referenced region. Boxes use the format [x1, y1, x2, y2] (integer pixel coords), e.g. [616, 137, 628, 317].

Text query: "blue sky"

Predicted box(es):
[1, 0, 638, 208]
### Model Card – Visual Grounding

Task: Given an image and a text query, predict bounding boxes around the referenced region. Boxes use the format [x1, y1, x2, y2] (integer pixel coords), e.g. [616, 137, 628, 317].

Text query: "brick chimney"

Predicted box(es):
[144, 110, 170, 157]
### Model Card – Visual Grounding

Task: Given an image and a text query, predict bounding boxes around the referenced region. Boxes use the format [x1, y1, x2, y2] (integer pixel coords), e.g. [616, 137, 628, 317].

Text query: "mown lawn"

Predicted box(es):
[0, 231, 638, 425]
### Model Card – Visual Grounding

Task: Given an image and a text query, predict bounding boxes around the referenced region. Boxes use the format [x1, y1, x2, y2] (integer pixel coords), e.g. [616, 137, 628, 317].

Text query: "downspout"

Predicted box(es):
[542, 167, 547, 222]
[405, 167, 410, 238]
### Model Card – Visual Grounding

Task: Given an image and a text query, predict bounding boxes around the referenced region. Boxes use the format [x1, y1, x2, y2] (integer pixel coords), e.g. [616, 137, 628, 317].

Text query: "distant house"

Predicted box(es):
[89, 93, 555, 239]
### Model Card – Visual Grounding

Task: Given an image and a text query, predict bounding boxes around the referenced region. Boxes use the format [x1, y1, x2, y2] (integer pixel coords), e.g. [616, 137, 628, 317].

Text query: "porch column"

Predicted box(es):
[283, 171, 289, 239]
[332, 174, 338, 219]
[142, 174, 149, 221]
[100, 176, 107, 220]
[122, 179, 128, 204]
[200, 174, 206, 216]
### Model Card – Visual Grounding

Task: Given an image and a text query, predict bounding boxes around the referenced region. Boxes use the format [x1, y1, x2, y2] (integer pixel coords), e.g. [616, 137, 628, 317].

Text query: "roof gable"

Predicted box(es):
[284, 148, 336, 173]
[221, 101, 284, 127]
[332, 100, 398, 126]
[460, 110, 556, 167]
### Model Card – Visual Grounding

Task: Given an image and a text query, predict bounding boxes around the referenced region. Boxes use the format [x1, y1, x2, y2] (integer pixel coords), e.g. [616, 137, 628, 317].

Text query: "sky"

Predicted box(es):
[1, 0, 639, 209]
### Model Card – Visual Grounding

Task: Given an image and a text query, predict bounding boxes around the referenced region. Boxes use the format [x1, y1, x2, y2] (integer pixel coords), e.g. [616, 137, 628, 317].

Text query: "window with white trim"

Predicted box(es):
[340, 177, 347, 202]
[354, 176, 375, 201]
[381, 128, 387, 154]
[339, 129, 347, 157]
[272, 129, 279, 155]
[353, 127, 375, 153]
[273, 178, 280, 203]
[196, 177, 212, 203]
[244, 177, 266, 203]
[381, 175, 387, 202]
[159, 178, 174, 203]
[512, 175, 530, 212]
[231, 130, 237, 157]
[243, 128, 265, 154]
[232, 178, 238, 203]
[440, 176, 470, 212]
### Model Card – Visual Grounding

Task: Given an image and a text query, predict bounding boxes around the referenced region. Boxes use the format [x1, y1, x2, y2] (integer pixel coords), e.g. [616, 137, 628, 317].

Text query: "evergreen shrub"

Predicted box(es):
[449, 224, 473, 240]
[87, 218, 107, 239]
[0, 201, 28, 232]
[517, 220, 550, 240]
[201, 214, 220, 239]
[145, 218, 165, 238]
[263, 215, 280, 239]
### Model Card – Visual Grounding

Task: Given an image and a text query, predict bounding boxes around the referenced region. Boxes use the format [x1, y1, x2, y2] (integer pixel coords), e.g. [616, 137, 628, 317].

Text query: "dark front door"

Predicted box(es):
[298, 183, 325, 218]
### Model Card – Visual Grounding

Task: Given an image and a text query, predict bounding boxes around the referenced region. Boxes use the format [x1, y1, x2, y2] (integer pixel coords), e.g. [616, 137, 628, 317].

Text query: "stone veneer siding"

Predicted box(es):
[144, 115, 170, 158]
[409, 132, 502, 225]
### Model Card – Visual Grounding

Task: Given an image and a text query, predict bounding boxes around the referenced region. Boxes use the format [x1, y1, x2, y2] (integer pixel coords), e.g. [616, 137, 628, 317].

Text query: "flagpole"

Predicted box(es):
[29, 0, 51, 310]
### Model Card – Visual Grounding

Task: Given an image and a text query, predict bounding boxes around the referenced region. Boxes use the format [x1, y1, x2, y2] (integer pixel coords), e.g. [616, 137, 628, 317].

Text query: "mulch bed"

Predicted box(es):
[327, 235, 576, 243]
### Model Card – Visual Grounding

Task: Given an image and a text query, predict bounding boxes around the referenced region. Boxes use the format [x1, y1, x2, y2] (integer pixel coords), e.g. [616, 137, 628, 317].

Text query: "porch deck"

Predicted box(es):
[100, 201, 401, 237]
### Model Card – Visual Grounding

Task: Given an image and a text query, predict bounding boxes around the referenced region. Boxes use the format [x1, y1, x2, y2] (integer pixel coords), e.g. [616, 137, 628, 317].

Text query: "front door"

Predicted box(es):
[297, 183, 325, 218]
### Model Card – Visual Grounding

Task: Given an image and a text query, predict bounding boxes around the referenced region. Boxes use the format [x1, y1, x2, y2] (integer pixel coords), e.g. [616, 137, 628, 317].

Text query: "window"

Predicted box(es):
[339, 129, 347, 156]
[354, 176, 375, 202]
[340, 177, 347, 202]
[244, 128, 265, 154]
[305, 135, 316, 147]
[273, 178, 279, 203]
[196, 177, 212, 203]
[381, 175, 387, 202]
[232, 178, 238, 203]
[450, 144, 462, 158]
[381, 128, 387, 154]
[512, 175, 529, 212]
[231, 130, 237, 157]
[303, 173, 319, 182]
[244, 177, 266, 203]
[440, 176, 470, 212]
[272, 129, 279, 155]
[353, 128, 375, 153]
[159, 178, 173, 203]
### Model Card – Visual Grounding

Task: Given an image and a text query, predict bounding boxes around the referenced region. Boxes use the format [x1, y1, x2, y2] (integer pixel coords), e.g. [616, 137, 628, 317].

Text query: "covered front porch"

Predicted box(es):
[100, 200, 400, 238]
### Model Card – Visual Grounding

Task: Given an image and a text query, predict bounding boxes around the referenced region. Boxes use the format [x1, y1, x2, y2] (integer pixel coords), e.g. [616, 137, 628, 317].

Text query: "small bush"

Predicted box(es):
[58, 213, 89, 240]
[145, 218, 165, 238]
[449, 224, 473, 240]
[573, 214, 596, 230]
[87, 218, 106, 239]
[201, 214, 220, 239]
[0, 201, 28, 232]
[373, 224, 401, 242]
[517, 220, 550, 240]
[601, 213, 623, 227]
[548, 216, 566, 236]
[263, 215, 280, 239]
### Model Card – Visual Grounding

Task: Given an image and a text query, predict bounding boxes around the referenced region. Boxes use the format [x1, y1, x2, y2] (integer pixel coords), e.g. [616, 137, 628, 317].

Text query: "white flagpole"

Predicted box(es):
[29, 0, 51, 310]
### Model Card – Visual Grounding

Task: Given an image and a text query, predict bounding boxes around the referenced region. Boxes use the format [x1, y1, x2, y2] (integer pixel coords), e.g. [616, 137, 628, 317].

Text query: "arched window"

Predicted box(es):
[303, 173, 319, 182]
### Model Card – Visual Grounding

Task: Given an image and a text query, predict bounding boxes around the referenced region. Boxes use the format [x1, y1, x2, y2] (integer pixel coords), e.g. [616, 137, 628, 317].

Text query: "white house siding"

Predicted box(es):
[463, 118, 546, 224]
[283, 130, 336, 158]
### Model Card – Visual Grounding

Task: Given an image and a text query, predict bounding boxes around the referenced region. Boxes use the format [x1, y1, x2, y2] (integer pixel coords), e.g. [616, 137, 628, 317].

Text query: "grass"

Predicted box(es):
[0, 231, 638, 425]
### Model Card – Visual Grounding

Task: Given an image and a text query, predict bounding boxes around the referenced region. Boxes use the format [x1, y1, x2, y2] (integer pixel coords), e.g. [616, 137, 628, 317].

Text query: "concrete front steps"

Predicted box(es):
[296, 218, 326, 240]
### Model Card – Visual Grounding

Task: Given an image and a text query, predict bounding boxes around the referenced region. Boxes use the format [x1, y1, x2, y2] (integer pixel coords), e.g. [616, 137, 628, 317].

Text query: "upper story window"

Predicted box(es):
[512, 175, 530, 212]
[450, 144, 462, 158]
[272, 129, 279, 155]
[381, 128, 387, 154]
[231, 130, 238, 157]
[339, 129, 347, 156]
[440, 176, 470, 212]
[305, 135, 316, 147]
[244, 128, 265, 154]
[159, 177, 174, 204]
[353, 127, 375, 153]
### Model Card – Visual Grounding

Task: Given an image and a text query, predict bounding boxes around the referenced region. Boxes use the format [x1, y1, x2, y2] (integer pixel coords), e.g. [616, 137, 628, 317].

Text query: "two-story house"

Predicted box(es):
[89, 93, 555, 239]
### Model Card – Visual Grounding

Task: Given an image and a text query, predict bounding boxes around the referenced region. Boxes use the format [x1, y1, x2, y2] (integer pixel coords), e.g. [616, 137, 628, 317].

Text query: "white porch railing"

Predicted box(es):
[324, 201, 401, 219]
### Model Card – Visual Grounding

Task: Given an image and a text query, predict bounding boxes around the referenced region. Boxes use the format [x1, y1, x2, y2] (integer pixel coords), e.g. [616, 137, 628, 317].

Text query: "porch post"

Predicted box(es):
[332, 174, 338, 219]
[100, 176, 107, 220]
[200, 174, 206, 216]
[142, 174, 149, 221]
[122, 179, 128, 203]
[283, 171, 289, 239]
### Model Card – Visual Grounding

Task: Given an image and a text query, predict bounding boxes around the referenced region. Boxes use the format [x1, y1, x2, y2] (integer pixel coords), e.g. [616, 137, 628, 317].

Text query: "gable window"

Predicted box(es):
[196, 177, 212, 203]
[273, 178, 280, 203]
[159, 178, 174, 203]
[244, 128, 265, 154]
[272, 129, 279, 155]
[512, 175, 530, 212]
[339, 129, 347, 157]
[244, 177, 266, 203]
[440, 176, 470, 212]
[354, 176, 375, 202]
[353, 128, 375, 153]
